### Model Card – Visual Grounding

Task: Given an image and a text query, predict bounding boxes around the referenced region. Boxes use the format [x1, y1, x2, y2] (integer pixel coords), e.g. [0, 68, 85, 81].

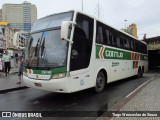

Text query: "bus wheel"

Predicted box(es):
[137, 68, 141, 78]
[137, 68, 143, 78]
[95, 71, 106, 93]
[140, 69, 143, 78]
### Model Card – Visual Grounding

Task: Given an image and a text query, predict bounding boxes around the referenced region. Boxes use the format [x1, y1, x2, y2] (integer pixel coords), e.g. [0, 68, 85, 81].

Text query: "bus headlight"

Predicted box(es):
[52, 73, 66, 79]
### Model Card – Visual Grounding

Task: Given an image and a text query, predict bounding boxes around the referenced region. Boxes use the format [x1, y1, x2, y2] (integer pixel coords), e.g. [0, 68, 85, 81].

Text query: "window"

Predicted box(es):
[70, 13, 94, 71]
[112, 32, 117, 47]
[120, 36, 124, 48]
[116, 34, 121, 48]
[95, 21, 146, 53]
[96, 26, 103, 44]
[109, 31, 113, 46]
[104, 29, 110, 45]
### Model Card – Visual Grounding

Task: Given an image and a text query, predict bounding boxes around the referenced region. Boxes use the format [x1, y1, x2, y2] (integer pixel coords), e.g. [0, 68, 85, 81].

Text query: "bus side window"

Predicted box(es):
[105, 29, 110, 45]
[130, 39, 134, 51]
[96, 25, 103, 44]
[135, 41, 138, 52]
[117, 35, 121, 48]
[109, 31, 113, 46]
[123, 38, 127, 49]
[127, 38, 131, 50]
[70, 13, 93, 71]
[112, 32, 117, 47]
[120, 37, 124, 49]
[124, 38, 130, 50]
[139, 42, 143, 53]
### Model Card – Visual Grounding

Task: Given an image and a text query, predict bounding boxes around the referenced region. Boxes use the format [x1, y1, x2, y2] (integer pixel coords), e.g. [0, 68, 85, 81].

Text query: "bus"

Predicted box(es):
[16, 10, 148, 93]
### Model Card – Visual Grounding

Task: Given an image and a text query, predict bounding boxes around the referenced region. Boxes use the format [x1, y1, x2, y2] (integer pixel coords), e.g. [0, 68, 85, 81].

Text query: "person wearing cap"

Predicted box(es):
[2, 50, 11, 76]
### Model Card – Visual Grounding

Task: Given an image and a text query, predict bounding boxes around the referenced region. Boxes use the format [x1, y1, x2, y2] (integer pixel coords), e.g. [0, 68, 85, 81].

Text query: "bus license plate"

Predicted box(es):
[34, 83, 42, 87]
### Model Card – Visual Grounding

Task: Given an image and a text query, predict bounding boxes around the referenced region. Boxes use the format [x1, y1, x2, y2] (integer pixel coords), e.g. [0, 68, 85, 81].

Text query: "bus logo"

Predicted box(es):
[99, 47, 105, 59]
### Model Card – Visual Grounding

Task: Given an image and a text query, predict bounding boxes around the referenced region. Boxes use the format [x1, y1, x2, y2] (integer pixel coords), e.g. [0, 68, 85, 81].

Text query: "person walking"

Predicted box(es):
[2, 50, 11, 76]
[17, 56, 23, 84]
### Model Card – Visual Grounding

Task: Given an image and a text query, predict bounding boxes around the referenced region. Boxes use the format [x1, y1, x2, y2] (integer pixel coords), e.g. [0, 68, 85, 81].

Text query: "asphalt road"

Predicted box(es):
[0, 73, 155, 120]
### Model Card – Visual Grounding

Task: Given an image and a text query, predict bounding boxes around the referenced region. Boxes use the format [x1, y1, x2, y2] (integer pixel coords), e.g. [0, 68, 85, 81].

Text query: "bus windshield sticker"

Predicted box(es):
[43, 31, 48, 37]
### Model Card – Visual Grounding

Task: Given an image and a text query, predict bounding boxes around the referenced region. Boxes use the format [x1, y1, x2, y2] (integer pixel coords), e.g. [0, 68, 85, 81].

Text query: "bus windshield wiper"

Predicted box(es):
[27, 36, 33, 68]
[35, 38, 40, 56]
[41, 37, 45, 57]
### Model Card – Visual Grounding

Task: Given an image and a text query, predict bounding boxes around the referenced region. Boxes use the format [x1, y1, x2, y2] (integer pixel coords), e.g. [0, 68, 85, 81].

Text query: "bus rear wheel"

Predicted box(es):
[95, 71, 106, 93]
[137, 67, 143, 78]
[140, 69, 143, 78]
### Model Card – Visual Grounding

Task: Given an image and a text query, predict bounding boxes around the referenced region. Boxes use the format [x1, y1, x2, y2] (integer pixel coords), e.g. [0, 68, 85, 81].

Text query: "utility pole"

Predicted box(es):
[97, 0, 100, 18]
[124, 19, 127, 30]
[82, 0, 83, 11]
[95, 0, 101, 18]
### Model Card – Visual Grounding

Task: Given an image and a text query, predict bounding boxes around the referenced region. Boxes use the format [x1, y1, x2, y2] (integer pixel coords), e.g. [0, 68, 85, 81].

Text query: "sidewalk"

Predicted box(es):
[100, 74, 160, 120]
[0, 68, 28, 94]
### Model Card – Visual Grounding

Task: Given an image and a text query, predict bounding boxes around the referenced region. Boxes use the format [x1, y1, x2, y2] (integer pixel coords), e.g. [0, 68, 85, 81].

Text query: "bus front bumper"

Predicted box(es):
[23, 76, 71, 93]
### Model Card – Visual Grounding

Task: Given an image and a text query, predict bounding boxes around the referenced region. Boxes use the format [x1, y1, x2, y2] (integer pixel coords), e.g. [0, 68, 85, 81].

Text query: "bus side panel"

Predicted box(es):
[93, 59, 138, 84]
[68, 60, 96, 92]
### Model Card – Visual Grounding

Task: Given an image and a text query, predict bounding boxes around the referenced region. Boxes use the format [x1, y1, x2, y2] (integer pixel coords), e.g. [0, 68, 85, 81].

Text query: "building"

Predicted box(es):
[121, 23, 138, 38]
[144, 36, 160, 50]
[0, 9, 2, 22]
[143, 36, 160, 69]
[2, 1, 37, 32]
[0, 25, 6, 53]
[0, 21, 19, 54]
[127, 24, 138, 38]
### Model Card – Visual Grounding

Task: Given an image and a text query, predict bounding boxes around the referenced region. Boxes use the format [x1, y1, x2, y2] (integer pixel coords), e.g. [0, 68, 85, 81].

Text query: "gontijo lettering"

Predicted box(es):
[105, 50, 123, 58]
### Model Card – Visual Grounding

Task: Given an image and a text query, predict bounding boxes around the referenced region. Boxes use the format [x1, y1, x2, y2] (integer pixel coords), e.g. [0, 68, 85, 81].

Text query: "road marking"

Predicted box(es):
[125, 79, 151, 98]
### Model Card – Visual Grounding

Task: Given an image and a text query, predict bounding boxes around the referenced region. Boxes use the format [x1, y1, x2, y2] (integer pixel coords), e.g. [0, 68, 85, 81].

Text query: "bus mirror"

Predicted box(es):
[61, 21, 76, 43]
[13, 31, 29, 49]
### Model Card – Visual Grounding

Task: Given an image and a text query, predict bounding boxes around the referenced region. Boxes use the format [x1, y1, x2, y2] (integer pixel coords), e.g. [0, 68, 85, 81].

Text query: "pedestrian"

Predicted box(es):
[17, 56, 23, 84]
[2, 50, 11, 76]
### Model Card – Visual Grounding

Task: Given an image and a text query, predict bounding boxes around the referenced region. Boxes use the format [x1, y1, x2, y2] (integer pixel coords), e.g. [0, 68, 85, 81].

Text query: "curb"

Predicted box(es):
[0, 86, 29, 94]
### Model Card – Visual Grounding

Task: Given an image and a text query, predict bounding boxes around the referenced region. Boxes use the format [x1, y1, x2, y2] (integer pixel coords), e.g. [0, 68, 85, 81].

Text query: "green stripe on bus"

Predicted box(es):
[96, 45, 101, 58]
[96, 45, 131, 60]
[52, 67, 67, 74]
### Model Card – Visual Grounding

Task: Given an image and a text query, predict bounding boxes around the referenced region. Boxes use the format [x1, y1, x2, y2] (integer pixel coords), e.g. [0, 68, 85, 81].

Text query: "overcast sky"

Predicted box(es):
[0, 0, 160, 39]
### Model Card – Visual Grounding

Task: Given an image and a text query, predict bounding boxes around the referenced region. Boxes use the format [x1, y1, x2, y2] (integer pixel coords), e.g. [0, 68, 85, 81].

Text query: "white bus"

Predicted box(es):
[19, 10, 148, 93]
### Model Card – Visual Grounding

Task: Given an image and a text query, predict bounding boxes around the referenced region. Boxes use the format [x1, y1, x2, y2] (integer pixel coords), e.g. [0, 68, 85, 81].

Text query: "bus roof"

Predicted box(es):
[37, 10, 146, 45]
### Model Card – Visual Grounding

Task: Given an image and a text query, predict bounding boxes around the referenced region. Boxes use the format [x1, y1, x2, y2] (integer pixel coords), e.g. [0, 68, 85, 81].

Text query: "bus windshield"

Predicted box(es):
[31, 11, 73, 32]
[24, 29, 68, 69]
[24, 11, 73, 69]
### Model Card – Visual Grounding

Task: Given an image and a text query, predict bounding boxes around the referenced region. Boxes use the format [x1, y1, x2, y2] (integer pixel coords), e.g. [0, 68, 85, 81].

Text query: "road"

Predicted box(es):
[0, 73, 155, 120]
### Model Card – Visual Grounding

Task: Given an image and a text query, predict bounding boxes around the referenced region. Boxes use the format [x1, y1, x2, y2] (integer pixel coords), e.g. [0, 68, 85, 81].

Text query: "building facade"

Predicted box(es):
[127, 24, 138, 38]
[0, 22, 20, 54]
[0, 9, 2, 22]
[143, 36, 160, 69]
[0, 25, 6, 53]
[2, 1, 37, 31]
[121, 23, 138, 38]
[144, 36, 160, 50]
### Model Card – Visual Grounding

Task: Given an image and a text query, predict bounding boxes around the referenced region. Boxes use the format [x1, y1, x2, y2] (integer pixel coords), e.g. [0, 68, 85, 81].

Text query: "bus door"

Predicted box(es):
[69, 13, 94, 91]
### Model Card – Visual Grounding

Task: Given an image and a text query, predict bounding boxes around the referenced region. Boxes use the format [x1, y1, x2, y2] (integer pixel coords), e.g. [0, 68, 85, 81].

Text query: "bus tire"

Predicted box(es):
[95, 71, 106, 93]
[140, 68, 143, 78]
[137, 67, 143, 78]
[137, 68, 141, 78]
